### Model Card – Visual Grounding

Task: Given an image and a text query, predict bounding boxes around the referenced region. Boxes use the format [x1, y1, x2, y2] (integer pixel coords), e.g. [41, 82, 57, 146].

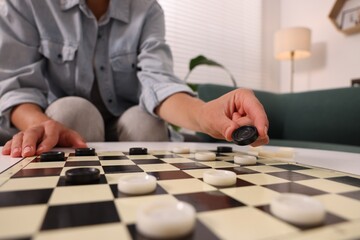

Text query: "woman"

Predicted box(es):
[0, 0, 269, 157]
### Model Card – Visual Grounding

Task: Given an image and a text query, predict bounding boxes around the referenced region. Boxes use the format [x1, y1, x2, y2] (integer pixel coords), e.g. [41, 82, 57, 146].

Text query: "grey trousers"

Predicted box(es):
[45, 97, 169, 142]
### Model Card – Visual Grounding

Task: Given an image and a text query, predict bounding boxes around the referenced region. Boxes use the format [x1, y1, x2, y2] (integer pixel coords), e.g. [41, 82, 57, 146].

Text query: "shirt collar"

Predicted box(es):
[59, 0, 130, 23]
[59, 0, 79, 10]
[108, 0, 130, 23]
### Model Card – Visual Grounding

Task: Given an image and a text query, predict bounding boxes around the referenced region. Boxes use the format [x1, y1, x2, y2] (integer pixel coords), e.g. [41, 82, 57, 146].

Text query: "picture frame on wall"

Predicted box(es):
[329, 0, 360, 35]
[341, 6, 360, 30]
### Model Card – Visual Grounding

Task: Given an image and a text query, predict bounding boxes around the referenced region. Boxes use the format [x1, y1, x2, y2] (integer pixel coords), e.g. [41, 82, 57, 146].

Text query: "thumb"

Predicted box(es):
[64, 131, 88, 148]
[219, 117, 239, 142]
[72, 138, 88, 148]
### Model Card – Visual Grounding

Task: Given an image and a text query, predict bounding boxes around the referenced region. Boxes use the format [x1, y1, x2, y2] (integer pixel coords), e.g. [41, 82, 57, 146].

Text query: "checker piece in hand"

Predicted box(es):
[65, 167, 100, 185]
[232, 125, 259, 146]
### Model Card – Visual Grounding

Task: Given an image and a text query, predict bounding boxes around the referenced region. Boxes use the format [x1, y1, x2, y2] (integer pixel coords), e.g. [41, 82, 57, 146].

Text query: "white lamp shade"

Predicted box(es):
[274, 27, 311, 60]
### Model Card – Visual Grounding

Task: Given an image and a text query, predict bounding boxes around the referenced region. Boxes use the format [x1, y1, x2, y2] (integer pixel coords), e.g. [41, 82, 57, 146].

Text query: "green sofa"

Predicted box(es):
[196, 84, 360, 153]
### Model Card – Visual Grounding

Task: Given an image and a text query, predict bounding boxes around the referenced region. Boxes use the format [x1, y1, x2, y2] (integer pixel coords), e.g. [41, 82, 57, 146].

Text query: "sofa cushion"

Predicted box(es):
[282, 87, 360, 146]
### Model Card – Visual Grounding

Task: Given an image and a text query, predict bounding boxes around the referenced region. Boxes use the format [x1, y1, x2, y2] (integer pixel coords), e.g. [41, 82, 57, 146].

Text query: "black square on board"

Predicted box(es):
[341, 190, 360, 200]
[217, 167, 259, 175]
[98, 156, 129, 160]
[57, 174, 108, 186]
[132, 159, 165, 165]
[11, 168, 63, 178]
[153, 154, 181, 158]
[103, 165, 143, 174]
[41, 201, 120, 230]
[264, 182, 326, 196]
[171, 162, 211, 170]
[0, 189, 53, 207]
[175, 190, 244, 212]
[147, 170, 193, 180]
[268, 171, 315, 181]
[271, 164, 310, 171]
[327, 176, 360, 188]
[64, 161, 101, 167]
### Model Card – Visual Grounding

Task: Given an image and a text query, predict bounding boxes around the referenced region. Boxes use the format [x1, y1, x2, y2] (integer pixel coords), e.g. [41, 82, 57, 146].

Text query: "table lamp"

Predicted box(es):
[274, 27, 311, 92]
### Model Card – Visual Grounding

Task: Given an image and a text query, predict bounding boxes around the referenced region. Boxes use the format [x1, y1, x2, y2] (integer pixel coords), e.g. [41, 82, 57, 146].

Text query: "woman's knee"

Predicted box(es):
[117, 106, 169, 141]
[46, 97, 105, 142]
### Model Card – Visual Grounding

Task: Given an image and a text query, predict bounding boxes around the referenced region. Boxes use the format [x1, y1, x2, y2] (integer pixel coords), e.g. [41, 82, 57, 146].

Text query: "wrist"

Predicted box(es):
[11, 103, 51, 130]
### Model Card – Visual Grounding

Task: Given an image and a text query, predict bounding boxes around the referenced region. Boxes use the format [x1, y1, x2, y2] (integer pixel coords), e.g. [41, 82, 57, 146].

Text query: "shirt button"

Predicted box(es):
[57, 53, 62, 59]
[100, 66, 105, 71]
[97, 34, 102, 39]
[108, 99, 113, 103]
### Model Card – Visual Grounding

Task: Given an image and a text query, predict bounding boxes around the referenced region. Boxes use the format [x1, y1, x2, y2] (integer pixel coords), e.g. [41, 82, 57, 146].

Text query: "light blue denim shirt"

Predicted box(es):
[0, 0, 193, 135]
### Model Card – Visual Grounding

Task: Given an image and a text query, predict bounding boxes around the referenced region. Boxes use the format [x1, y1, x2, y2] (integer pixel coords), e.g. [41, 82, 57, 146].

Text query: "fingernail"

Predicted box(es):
[11, 147, 21, 157]
[225, 127, 233, 141]
[264, 126, 268, 136]
[23, 146, 32, 154]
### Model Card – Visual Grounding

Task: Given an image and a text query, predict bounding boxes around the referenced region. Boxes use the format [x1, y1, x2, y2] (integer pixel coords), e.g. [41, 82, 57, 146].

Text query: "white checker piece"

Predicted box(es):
[270, 193, 326, 226]
[194, 152, 216, 161]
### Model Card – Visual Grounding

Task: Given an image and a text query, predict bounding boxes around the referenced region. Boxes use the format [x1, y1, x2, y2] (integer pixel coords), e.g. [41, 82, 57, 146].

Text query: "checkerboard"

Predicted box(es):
[0, 147, 360, 240]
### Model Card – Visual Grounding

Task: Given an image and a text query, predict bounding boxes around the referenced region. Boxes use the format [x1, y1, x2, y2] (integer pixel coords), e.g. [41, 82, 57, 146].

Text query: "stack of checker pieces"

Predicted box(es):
[0, 147, 359, 240]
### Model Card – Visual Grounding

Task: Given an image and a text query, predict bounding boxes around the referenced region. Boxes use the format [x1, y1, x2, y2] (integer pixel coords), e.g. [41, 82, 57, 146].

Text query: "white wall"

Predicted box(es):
[266, 0, 360, 93]
[158, 0, 263, 90]
[262, 0, 281, 92]
[161, 0, 360, 93]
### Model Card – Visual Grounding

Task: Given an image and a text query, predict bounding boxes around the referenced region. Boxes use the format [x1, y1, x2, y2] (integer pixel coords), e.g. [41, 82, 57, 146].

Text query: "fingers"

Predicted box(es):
[2, 127, 43, 157]
[36, 123, 60, 155]
[2, 140, 12, 155]
[243, 95, 269, 138]
[222, 119, 239, 142]
[230, 89, 269, 139]
[2, 132, 37, 157]
[63, 130, 87, 148]
[254, 116, 269, 138]
[2, 120, 88, 157]
[72, 137, 87, 148]
[21, 126, 46, 157]
[218, 88, 269, 144]
[251, 134, 269, 147]
[9, 132, 24, 157]
[35, 120, 85, 155]
[224, 115, 251, 141]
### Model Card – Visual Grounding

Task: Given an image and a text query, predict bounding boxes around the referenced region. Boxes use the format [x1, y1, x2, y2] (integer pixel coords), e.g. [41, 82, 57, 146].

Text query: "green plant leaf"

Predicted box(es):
[185, 55, 237, 88]
[187, 83, 198, 92]
[189, 55, 223, 71]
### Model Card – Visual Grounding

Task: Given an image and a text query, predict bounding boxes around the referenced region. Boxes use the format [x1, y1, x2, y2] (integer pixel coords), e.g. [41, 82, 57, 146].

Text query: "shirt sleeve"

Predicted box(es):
[0, 0, 48, 129]
[136, 1, 196, 117]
